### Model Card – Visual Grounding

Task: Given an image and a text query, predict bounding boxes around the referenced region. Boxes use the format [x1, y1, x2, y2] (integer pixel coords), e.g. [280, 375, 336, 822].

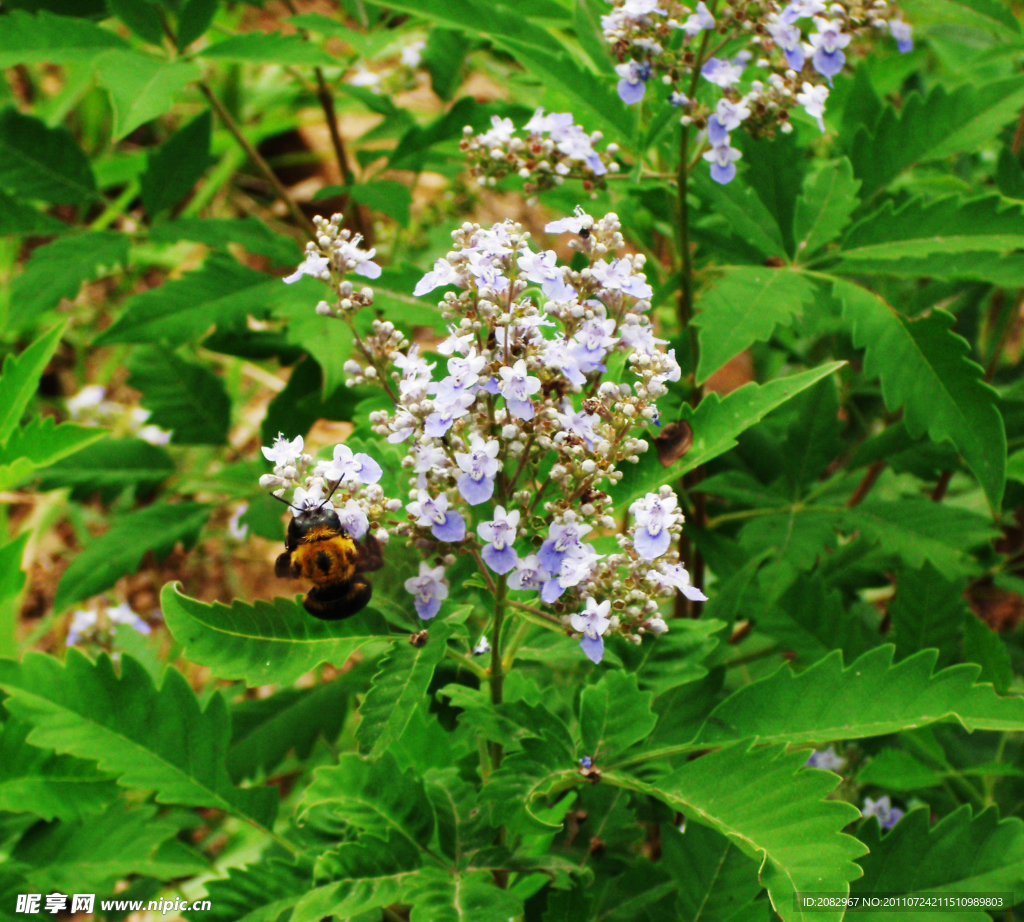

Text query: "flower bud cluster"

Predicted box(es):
[258, 433, 395, 547]
[461, 109, 620, 196]
[604, 0, 912, 184]
[287, 206, 706, 663]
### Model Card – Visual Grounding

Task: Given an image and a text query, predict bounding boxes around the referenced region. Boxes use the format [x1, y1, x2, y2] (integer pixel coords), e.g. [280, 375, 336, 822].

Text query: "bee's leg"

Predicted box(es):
[275, 551, 298, 578]
[304, 577, 373, 620]
[356, 531, 384, 573]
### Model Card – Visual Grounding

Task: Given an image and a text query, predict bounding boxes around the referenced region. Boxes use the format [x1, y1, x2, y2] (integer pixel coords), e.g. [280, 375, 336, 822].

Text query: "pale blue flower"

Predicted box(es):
[478, 506, 520, 574]
[890, 18, 913, 53]
[862, 795, 904, 830]
[455, 434, 500, 505]
[616, 60, 651, 104]
[498, 360, 542, 421]
[570, 598, 611, 664]
[809, 18, 850, 85]
[404, 562, 448, 619]
[538, 520, 594, 574]
[407, 491, 466, 542]
[703, 141, 742, 184]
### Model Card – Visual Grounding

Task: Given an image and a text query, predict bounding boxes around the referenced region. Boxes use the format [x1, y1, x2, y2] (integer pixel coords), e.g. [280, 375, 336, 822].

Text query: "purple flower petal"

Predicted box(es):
[541, 578, 565, 603]
[617, 78, 647, 105]
[457, 473, 494, 505]
[633, 527, 672, 560]
[538, 540, 564, 574]
[415, 596, 441, 619]
[505, 396, 535, 421]
[424, 413, 455, 438]
[354, 453, 383, 484]
[710, 161, 737, 184]
[812, 47, 845, 83]
[784, 45, 805, 70]
[580, 633, 604, 664]
[482, 543, 519, 575]
[707, 115, 729, 146]
[431, 512, 466, 542]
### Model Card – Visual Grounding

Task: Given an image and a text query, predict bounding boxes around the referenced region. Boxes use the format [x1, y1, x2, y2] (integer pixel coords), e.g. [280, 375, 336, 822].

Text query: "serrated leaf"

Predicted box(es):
[850, 79, 1024, 198]
[188, 857, 311, 922]
[425, 767, 496, 866]
[837, 279, 1006, 509]
[694, 171, 786, 260]
[612, 621, 722, 696]
[962, 613, 1013, 695]
[829, 250, 1024, 287]
[150, 217, 301, 265]
[301, 751, 436, 851]
[0, 651, 278, 828]
[95, 51, 200, 141]
[0, 189, 67, 235]
[0, 10, 129, 67]
[793, 157, 861, 261]
[404, 866, 523, 922]
[853, 807, 1024, 913]
[53, 502, 211, 612]
[661, 823, 761, 922]
[609, 362, 845, 508]
[34, 437, 174, 501]
[857, 748, 946, 791]
[198, 31, 335, 65]
[127, 346, 230, 444]
[100, 254, 282, 347]
[0, 417, 107, 491]
[0, 323, 64, 443]
[580, 671, 656, 761]
[606, 745, 865, 922]
[782, 376, 842, 493]
[694, 267, 818, 383]
[140, 110, 214, 217]
[889, 563, 966, 667]
[8, 231, 128, 330]
[735, 130, 805, 256]
[106, 0, 164, 44]
[837, 194, 1024, 262]
[316, 180, 413, 225]
[357, 621, 452, 758]
[160, 582, 391, 686]
[695, 646, 1024, 748]
[0, 718, 118, 821]
[177, 0, 219, 50]
[0, 106, 96, 205]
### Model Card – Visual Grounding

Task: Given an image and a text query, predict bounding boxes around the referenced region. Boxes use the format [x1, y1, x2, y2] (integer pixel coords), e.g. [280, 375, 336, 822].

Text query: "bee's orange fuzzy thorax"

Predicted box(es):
[292, 535, 357, 585]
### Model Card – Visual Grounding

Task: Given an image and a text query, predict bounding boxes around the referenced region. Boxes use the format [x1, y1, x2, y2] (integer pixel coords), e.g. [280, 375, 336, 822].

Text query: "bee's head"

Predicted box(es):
[287, 504, 345, 546]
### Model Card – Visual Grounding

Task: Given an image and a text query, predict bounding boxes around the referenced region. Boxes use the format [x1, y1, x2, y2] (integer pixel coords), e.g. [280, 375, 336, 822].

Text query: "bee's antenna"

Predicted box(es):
[318, 476, 342, 509]
[268, 491, 300, 513]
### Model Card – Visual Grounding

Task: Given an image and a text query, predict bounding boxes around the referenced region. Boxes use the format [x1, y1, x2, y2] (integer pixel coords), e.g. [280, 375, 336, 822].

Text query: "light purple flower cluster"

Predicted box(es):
[286, 207, 704, 663]
[461, 109, 619, 196]
[602, 0, 912, 184]
[67, 602, 151, 647]
[861, 795, 904, 830]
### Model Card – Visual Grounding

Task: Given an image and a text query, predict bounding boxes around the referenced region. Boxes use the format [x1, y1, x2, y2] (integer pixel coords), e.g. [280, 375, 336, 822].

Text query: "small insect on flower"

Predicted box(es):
[270, 480, 385, 620]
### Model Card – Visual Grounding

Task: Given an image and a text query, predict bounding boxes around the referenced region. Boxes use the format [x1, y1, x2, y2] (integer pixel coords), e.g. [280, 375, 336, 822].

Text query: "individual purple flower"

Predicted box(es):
[455, 434, 501, 505]
[809, 18, 850, 85]
[861, 795, 904, 830]
[579, 755, 594, 769]
[262, 432, 304, 466]
[283, 253, 330, 284]
[407, 490, 466, 542]
[714, 97, 751, 132]
[336, 235, 381, 279]
[444, 350, 487, 390]
[556, 406, 600, 449]
[545, 208, 593, 235]
[589, 258, 653, 299]
[437, 324, 475, 356]
[768, 21, 805, 70]
[619, 320, 666, 355]
[498, 360, 542, 421]
[796, 82, 829, 132]
[414, 258, 462, 297]
[703, 141, 742, 184]
[558, 544, 603, 589]
[682, 0, 715, 36]
[779, 0, 826, 24]
[108, 602, 151, 635]
[327, 444, 383, 485]
[543, 337, 587, 387]
[538, 520, 593, 574]
[555, 127, 608, 177]
[404, 562, 448, 619]
[570, 597, 612, 664]
[890, 18, 913, 53]
[337, 499, 369, 539]
[806, 746, 846, 772]
[669, 91, 689, 107]
[701, 56, 744, 88]
[293, 482, 334, 510]
[615, 60, 651, 105]
[572, 318, 618, 374]
[425, 389, 475, 437]
[66, 610, 98, 646]
[646, 563, 708, 600]
[630, 492, 681, 560]
[508, 554, 549, 591]
[478, 506, 521, 575]
[518, 250, 576, 300]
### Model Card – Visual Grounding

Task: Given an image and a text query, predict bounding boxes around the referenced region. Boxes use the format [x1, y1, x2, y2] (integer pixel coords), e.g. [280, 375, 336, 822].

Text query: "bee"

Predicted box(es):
[270, 483, 383, 620]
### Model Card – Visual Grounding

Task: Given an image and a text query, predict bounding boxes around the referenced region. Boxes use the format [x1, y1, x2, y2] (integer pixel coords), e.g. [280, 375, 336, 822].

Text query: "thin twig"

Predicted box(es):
[931, 469, 953, 502]
[846, 460, 886, 508]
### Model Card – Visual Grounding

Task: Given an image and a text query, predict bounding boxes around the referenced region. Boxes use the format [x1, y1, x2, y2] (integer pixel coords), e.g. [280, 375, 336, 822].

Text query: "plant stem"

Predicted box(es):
[445, 646, 488, 680]
[489, 576, 508, 767]
[506, 598, 565, 629]
[677, 123, 693, 332]
[846, 460, 886, 507]
[501, 617, 531, 672]
[198, 80, 316, 237]
[931, 469, 953, 502]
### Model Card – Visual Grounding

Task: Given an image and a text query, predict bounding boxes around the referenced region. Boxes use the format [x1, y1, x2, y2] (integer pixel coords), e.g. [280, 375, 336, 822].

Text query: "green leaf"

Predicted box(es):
[580, 671, 656, 761]
[735, 130, 805, 256]
[301, 751, 436, 851]
[0, 189, 67, 235]
[160, 582, 391, 686]
[695, 646, 1024, 748]
[99, 254, 282, 347]
[857, 748, 946, 791]
[423, 27, 470, 101]
[782, 376, 842, 493]
[606, 745, 864, 922]
[938, 0, 1021, 33]
[0, 323, 64, 443]
[836, 279, 1006, 509]
[0, 651, 278, 828]
[176, 0, 219, 50]
[660, 823, 761, 922]
[425, 767, 496, 866]
[150, 217, 301, 265]
[612, 621, 722, 696]
[853, 807, 1024, 913]
[0, 718, 118, 821]
[8, 231, 128, 330]
[198, 31, 335, 65]
[0, 106, 96, 204]
[0, 10, 128, 67]
[53, 502, 211, 612]
[356, 621, 452, 758]
[608, 362, 845, 508]
[962, 613, 1013, 695]
[0, 417, 108, 492]
[35, 437, 175, 501]
[694, 170, 786, 260]
[837, 194, 1024, 262]
[13, 799, 205, 894]
[830, 250, 1024, 288]
[889, 563, 966, 667]
[0, 533, 29, 659]
[316, 180, 413, 225]
[127, 346, 230, 444]
[106, 0, 164, 44]
[694, 267, 818, 383]
[793, 157, 861, 261]
[190, 858, 311, 922]
[404, 867, 523, 922]
[140, 110, 215, 217]
[95, 51, 200, 141]
[850, 79, 1024, 198]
